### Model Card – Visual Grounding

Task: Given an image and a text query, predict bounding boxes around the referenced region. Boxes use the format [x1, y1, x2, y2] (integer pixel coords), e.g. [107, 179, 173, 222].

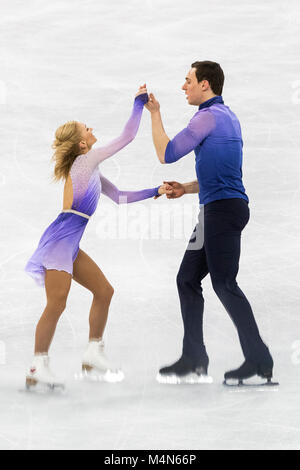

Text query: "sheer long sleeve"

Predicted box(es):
[164, 109, 215, 164]
[84, 93, 148, 171]
[100, 173, 160, 204]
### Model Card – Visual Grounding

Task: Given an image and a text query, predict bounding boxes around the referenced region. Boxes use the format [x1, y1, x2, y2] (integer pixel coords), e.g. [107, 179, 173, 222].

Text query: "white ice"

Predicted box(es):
[0, 0, 300, 450]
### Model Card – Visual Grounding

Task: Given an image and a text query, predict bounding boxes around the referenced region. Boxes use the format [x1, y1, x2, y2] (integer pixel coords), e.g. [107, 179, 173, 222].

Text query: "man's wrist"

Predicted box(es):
[183, 181, 199, 194]
[150, 110, 161, 119]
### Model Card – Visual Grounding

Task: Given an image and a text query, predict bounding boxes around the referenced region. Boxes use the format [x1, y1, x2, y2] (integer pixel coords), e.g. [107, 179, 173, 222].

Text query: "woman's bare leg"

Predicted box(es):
[73, 249, 114, 340]
[35, 270, 72, 353]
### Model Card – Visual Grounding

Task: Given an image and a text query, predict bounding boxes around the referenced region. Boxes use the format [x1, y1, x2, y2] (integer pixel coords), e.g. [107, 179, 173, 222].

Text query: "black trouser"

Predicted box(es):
[177, 198, 272, 366]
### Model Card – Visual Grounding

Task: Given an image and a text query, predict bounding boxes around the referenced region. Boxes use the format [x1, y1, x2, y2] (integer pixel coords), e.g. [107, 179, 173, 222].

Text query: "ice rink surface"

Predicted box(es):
[0, 0, 300, 450]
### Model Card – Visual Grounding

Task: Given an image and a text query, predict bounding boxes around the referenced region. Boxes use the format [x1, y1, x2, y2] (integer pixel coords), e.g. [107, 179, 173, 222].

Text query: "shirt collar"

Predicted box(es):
[199, 95, 224, 110]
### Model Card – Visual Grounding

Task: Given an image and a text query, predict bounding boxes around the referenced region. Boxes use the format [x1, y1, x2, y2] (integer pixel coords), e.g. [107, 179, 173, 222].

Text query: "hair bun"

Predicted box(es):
[52, 138, 62, 149]
[52, 121, 81, 181]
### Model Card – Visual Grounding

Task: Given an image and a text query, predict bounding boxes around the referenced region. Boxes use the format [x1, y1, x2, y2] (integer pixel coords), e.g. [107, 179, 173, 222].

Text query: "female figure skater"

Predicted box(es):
[25, 86, 166, 389]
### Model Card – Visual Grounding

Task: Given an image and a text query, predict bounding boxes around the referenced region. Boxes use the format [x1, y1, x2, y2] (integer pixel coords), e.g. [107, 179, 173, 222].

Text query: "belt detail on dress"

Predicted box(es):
[61, 209, 90, 220]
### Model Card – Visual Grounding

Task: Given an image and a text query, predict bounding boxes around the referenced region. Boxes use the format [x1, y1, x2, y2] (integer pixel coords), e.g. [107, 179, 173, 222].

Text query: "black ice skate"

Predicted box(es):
[156, 355, 213, 384]
[223, 360, 279, 387]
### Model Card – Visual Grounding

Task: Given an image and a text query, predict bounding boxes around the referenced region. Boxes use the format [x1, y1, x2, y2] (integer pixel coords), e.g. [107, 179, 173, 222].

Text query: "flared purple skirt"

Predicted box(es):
[25, 212, 89, 287]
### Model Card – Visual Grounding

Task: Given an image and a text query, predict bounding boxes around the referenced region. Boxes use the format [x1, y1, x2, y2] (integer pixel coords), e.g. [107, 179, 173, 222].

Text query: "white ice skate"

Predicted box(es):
[79, 339, 124, 383]
[25, 355, 65, 391]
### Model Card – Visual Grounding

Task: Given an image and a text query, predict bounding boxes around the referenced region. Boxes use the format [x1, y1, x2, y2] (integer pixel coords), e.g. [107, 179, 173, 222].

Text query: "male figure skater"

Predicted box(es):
[146, 61, 275, 384]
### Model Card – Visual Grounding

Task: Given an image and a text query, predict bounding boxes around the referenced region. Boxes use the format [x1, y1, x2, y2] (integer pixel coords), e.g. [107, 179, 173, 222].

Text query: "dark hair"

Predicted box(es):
[191, 61, 224, 95]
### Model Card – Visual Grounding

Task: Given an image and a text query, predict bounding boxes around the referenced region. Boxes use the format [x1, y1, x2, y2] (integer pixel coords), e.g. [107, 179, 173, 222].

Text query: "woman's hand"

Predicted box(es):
[154, 183, 171, 199]
[145, 93, 160, 113]
[135, 84, 148, 98]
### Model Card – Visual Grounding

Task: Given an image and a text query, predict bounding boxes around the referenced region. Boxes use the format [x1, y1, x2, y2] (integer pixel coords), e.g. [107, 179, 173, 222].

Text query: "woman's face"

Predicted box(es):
[78, 122, 97, 152]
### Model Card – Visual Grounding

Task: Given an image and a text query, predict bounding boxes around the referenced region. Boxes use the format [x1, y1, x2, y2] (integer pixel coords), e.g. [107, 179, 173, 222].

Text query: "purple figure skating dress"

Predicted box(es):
[25, 94, 159, 287]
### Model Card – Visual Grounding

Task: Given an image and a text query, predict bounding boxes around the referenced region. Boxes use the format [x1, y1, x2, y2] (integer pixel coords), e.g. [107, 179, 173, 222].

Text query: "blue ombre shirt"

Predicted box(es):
[164, 96, 249, 205]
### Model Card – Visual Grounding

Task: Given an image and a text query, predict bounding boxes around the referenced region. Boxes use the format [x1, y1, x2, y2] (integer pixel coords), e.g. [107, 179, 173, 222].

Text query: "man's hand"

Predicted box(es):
[164, 181, 185, 199]
[145, 93, 160, 113]
[154, 181, 185, 199]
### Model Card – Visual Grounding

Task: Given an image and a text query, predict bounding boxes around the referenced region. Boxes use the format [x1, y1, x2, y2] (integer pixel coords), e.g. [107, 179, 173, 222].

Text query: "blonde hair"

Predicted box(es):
[51, 121, 83, 182]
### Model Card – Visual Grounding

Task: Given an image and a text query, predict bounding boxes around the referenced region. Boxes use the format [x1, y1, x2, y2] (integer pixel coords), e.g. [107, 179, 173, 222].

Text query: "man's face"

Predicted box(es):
[182, 68, 209, 106]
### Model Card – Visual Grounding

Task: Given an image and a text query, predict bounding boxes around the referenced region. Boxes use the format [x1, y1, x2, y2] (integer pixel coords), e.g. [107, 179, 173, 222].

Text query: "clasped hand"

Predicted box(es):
[135, 85, 160, 113]
[134, 86, 183, 200]
[156, 181, 185, 200]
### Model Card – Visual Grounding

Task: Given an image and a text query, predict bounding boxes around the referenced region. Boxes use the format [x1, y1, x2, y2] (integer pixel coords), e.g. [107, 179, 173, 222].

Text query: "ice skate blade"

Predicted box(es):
[156, 372, 213, 385]
[75, 366, 124, 383]
[223, 378, 279, 389]
[24, 377, 65, 393]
